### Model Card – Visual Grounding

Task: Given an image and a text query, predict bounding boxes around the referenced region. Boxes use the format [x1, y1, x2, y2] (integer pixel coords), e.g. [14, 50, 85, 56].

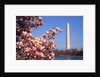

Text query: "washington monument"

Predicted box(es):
[67, 22, 70, 50]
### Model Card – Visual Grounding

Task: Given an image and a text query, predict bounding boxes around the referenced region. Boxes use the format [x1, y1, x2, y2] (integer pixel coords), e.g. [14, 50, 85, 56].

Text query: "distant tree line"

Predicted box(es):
[53, 48, 83, 56]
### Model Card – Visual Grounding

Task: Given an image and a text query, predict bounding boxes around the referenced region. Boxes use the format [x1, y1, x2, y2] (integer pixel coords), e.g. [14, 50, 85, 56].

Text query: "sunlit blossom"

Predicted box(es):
[16, 16, 62, 60]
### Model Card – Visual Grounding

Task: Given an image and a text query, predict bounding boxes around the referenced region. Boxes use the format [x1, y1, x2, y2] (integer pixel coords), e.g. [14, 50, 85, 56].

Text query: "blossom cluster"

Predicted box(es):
[16, 16, 62, 60]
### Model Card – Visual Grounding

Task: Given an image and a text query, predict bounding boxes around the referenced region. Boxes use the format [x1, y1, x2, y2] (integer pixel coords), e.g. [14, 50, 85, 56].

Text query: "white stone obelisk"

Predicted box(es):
[67, 22, 70, 50]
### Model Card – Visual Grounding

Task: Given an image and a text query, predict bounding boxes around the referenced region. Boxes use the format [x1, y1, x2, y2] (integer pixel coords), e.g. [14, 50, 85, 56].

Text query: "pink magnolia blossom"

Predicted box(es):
[27, 33, 32, 38]
[55, 27, 63, 32]
[39, 17, 42, 21]
[46, 31, 49, 35]
[31, 46, 36, 53]
[40, 52, 45, 58]
[19, 41, 23, 47]
[49, 52, 55, 58]
[35, 21, 40, 26]
[22, 31, 27, 36]
[49, 39, 54, 45]
[16, 16, 62, 60]
[35, 51, 40, 57]
[52, 29, 57, 34]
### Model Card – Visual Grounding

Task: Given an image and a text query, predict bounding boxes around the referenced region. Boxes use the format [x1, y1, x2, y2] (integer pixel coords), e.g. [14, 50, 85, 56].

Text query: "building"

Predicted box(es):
[67, 22, 70, 50]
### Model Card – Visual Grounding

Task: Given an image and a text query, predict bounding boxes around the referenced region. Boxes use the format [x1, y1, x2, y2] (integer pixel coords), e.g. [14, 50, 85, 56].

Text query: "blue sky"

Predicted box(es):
[31, 16, 83, 50]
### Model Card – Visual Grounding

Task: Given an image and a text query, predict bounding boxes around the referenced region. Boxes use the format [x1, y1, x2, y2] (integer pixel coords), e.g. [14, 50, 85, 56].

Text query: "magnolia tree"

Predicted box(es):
[16, 16, 62, 60]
